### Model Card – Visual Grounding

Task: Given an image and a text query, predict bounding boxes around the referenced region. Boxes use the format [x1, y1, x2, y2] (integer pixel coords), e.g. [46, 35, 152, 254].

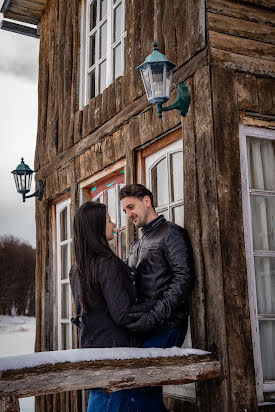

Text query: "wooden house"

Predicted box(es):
[1, 0, 275, 410]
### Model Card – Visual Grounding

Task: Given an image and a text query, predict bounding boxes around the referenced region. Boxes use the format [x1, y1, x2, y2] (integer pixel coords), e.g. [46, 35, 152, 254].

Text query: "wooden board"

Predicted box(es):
[208, 12, 275, 44]
[207, 0, 275, 26]
[209, 31, 275, 61]
[0, 353, 220, 399]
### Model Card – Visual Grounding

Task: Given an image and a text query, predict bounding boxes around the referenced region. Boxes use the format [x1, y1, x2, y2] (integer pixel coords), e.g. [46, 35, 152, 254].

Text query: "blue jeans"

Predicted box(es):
[87, 326, 186, 412]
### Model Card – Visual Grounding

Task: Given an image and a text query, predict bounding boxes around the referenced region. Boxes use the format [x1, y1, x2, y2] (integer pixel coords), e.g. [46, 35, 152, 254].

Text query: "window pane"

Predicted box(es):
[151, 158, 169, 207]
[113, 4, 122, 42]
[60, 208, 67, 241]
[109, 235, 117, 254]
[259, 320, 275, 380]
[89, 33, 96, 67]
[157, 208, 169, 221]
[99, 60, 106, 94]
[61, 283, 69, 319]
[172, 205, 184, 227]
[61, 323, 70, 350]
[61, 244, 68, 280]
[88, 70, 96, 99]
[247, 137, 275, 191]
[107, 186, 116, 224]
[113, 43, 122, 80]
[255, 256, 275, 314]
[100, 22, 107, 58]
[120, 230, 126, 261]
[90, 0, 97, 31]
[250, 195, 275, 251]
[100, 0, 107, 20]
[170, 151, 183, 202]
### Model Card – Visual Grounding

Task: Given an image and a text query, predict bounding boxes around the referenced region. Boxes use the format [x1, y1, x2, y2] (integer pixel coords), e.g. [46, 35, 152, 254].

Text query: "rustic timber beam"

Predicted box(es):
[35, 48, 209, 182]
[0, 349, 221, 400]
[0, 19, 40, 38]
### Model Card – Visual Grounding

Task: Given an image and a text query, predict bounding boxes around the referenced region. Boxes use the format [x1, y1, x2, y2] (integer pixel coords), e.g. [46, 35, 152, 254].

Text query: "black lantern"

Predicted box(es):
[137, 42, 191, 118]
[11, 158, 43, 202]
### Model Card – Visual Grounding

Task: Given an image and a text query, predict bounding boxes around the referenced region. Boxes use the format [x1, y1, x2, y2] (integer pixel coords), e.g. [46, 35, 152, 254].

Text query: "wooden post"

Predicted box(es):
[0, 396, 20, 412]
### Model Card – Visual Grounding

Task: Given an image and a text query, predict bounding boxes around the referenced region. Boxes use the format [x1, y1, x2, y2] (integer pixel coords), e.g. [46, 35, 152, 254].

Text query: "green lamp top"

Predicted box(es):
[12, 158, 34, 175]
[136, 42, 176, 71]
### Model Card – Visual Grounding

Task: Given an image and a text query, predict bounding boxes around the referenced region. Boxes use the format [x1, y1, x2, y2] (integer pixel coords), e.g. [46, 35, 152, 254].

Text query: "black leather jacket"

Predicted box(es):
[70, 255, 140, 348]
[127, 216, 195, 329]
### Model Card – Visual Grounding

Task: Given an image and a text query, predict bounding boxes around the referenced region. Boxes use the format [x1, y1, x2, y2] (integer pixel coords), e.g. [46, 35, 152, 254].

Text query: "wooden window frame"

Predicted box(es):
[240, 124, 275, 403]
[79, 0, 126, 108]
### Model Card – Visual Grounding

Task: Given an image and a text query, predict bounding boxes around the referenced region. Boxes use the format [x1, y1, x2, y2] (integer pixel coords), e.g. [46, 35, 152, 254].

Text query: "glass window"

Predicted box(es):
[80, 0, 126, 107]
[89, 172, 126, 259]
[56, 198, 73, 350]
[240, 126, 275, 399]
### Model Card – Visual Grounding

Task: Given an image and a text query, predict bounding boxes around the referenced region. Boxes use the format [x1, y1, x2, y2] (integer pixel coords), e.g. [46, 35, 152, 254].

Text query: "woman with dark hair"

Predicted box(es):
[70, 201, 167, 412]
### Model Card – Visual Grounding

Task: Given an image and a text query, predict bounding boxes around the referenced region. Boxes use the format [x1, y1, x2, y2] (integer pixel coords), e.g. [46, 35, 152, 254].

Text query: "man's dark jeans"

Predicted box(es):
[87, 326, 186, 412]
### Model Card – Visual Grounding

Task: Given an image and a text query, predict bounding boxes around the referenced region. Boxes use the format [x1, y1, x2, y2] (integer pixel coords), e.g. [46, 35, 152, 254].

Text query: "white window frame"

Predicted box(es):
[145, 139, 195, 400]
[56, 198, 73, 350]
[79, 0, 126, 109]
[240, 124, 275, 403]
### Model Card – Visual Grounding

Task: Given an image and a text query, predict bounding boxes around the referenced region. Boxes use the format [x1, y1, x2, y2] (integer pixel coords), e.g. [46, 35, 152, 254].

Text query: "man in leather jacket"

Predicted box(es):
[119, 184, 195, 347]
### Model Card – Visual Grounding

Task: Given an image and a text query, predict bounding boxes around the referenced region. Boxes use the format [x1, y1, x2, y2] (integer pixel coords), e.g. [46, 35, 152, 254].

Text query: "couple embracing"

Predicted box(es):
[70, 184, 195, 412]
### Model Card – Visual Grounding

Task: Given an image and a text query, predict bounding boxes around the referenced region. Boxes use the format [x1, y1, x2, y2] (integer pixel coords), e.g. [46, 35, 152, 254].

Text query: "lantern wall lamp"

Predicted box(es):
[137, 42, 191, 119]
[11, 158, 44, 202]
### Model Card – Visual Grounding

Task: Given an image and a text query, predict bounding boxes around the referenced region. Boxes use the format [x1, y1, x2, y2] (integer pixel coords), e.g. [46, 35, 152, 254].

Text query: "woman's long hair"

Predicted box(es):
[73, 201, 115, 312]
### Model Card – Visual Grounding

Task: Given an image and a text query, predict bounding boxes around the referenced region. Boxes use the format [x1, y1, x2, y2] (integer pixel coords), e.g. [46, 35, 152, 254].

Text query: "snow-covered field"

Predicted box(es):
[0, 315, 35, 412]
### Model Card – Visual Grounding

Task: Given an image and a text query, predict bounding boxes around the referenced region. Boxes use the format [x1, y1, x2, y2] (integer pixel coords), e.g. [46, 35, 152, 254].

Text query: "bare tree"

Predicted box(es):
[0, 235, 36, 316]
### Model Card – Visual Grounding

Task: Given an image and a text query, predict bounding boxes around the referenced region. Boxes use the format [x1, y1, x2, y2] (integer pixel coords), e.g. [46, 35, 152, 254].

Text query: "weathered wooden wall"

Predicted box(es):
[34, 0, 275, 410]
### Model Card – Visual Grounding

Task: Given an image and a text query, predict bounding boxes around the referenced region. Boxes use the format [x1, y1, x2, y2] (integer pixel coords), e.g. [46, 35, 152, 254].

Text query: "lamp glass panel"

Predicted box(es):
[90, 0, 97, 31]
[140, 66, 152, 99]
[151, 63, 165, 98]
[165, 67, 173, 99]
[13, 174, 20, 192]
[113, 43, 122, 79]
[151, 157, 169, 207]
[170, 152, 183, 202]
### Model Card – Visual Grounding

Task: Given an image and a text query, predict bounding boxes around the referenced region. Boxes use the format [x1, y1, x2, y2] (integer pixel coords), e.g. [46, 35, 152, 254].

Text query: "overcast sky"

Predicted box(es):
[0, 9, 39, 247]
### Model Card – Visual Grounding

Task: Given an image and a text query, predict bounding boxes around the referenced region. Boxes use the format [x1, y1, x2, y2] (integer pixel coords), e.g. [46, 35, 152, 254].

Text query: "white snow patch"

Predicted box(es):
[0, 347, 209, 372]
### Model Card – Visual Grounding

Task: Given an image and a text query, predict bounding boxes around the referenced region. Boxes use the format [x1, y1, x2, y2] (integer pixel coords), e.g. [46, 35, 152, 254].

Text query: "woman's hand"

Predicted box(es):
[126, 311, 157, 332]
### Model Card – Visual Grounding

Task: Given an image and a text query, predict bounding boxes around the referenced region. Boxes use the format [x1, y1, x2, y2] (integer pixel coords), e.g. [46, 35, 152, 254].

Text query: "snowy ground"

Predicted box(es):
[0, 315, 35, 412]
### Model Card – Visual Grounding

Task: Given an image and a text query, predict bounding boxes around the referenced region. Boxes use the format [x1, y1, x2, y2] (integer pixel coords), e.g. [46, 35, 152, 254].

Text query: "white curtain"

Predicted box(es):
[247, 137, 275, 381]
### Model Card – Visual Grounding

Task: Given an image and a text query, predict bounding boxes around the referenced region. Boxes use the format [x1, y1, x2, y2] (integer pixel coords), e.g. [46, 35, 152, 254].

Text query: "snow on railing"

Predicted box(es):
[0, 347, 221, 411]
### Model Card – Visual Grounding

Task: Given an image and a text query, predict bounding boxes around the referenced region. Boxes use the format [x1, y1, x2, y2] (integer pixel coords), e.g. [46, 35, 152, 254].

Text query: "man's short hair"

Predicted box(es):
[119, 184, 155, 209]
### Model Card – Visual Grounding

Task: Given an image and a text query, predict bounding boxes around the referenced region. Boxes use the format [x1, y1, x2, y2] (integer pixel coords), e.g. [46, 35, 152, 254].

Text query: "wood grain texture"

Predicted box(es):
[209, 31, 275, 61]
[208, 12, 275, 44]
[0, 354, 221, 399]
[206, 0, 275, 25]
[211, 66, 258, 411]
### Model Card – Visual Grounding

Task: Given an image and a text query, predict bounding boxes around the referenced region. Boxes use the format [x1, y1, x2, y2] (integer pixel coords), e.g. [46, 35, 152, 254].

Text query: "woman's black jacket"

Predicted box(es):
[69, 255, 139, 348]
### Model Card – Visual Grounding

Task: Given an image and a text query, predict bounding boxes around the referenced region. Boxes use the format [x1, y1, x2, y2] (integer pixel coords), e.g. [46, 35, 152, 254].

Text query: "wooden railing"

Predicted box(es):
[0, 347, 221, 411]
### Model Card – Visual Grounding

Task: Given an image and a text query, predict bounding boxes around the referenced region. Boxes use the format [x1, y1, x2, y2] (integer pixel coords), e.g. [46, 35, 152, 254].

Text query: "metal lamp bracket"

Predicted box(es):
[23, 180, 44, 202]
[157, 82, 191, 119]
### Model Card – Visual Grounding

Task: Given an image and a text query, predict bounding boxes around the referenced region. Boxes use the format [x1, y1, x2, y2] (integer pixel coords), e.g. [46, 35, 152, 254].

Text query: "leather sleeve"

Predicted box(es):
[150, 226, 195, 323]
[98, 256, 134, 327]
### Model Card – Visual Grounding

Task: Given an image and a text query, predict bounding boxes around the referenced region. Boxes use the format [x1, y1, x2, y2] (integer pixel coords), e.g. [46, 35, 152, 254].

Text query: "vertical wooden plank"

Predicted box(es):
[211, 66, 258, 411]
[153, 0, 165, 52]
[192, 65, 230, 412]
[57, 0, 66, 154]
[163, 0, 177, 63]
